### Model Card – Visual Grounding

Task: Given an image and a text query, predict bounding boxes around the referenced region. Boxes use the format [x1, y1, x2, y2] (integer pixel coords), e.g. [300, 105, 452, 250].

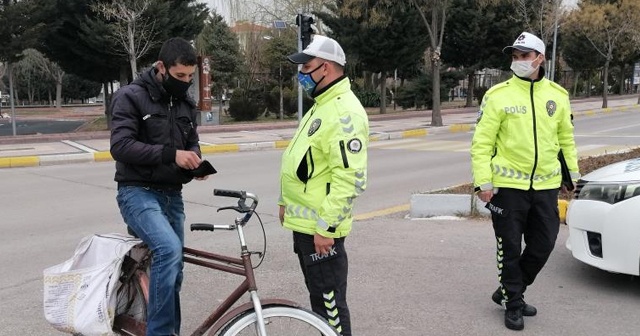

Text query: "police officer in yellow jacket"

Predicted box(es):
[281, 35, 368, 336]
[471, 32, 580, 331]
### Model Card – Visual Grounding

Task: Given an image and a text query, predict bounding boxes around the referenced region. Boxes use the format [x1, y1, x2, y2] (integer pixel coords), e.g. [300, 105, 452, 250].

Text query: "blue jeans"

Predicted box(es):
[117, 186, 185, 336]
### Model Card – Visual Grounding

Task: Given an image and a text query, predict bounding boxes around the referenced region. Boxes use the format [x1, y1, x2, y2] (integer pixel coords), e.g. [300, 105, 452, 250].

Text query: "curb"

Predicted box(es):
[0, 127, 455, 168]
[0, 103, 636, 168]
[408, 193, 571, 224]
[558, 199, 569, 224]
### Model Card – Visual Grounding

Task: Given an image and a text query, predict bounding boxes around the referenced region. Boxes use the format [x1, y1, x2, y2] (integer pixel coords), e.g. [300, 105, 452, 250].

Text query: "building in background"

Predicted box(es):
[230, 21, 270, 51]
[206, 0, 271, 25]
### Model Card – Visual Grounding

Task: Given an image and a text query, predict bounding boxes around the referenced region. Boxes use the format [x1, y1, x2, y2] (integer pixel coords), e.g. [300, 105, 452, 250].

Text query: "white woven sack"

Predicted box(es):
[43, 233, 142, 335]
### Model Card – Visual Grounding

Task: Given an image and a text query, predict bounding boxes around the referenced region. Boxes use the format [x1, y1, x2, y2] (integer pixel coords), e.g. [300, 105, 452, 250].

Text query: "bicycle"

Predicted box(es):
[112, 189, 340, 336]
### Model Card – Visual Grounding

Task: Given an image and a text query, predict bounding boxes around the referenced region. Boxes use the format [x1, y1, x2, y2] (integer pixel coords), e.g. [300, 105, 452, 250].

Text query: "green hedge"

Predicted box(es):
[228, 88, 261, 121]
[395, 75, 448, 110]
[353, 90, 381, 107]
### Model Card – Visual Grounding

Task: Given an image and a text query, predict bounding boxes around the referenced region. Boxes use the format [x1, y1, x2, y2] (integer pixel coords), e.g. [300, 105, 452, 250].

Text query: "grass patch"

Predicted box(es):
[363, 99, 474, 115]
[220, 113, 297, 124]
[434, 147, 640, 200]
[76, 116, 108, 132]
[14, 108, 63, 116]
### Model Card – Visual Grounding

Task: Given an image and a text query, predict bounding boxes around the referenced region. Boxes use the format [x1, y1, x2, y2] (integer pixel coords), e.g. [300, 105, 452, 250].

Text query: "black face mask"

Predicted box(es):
[162, 72, 192, 98]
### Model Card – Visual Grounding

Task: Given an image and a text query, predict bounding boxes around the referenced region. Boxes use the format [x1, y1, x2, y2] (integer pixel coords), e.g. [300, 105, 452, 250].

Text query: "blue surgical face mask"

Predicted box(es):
[297, 63, 325, 95]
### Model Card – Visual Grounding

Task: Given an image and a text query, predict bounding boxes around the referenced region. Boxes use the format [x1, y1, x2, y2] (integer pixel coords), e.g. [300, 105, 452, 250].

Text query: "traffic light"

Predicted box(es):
[296, 14, 314, 49]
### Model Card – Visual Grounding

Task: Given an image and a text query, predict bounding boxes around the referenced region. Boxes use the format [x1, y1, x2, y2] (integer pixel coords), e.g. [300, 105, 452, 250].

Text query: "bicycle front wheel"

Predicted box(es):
[219, 304, 340, 336]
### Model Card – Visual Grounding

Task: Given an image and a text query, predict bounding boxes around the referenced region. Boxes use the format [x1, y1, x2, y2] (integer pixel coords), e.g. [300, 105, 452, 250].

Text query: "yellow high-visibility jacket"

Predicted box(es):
[471, 75, 580, 191]
[279, 77, 368, 238]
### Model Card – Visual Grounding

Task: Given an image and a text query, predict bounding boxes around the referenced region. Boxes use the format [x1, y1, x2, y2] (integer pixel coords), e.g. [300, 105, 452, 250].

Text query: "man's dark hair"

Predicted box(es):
[158, 37, 197, 68]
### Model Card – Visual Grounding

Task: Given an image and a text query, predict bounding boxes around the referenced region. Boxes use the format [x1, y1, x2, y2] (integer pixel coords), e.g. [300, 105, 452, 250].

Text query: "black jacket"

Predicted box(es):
[110, 68, 201, 190]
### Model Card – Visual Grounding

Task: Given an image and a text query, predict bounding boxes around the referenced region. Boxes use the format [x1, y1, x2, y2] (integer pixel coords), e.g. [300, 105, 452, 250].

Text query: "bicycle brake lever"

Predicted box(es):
[217, 206, 242, 212]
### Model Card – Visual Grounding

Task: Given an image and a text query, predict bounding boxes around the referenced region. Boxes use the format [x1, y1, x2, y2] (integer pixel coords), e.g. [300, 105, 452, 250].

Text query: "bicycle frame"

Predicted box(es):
[114, 190, 300, 336]
[115, 243, 299, 336]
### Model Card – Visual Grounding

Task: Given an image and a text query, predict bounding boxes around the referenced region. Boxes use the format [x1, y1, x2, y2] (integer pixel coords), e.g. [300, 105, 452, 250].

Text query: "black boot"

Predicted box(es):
[505, 308, 524, 330]
[492, 287, 537, 317]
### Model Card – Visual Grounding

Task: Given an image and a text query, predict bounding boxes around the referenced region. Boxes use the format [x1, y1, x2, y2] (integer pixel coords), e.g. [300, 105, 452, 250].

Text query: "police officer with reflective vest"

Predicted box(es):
[280, 35, 368, 336]
[471, 32, 580, 331]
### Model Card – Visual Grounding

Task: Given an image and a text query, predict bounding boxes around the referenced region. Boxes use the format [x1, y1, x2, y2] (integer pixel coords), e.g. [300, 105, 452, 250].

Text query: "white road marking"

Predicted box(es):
[61, 140, 96, 153]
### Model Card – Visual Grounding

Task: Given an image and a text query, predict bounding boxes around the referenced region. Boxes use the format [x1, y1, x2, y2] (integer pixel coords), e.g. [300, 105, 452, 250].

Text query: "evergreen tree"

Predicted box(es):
[610, 34, 640, 95]
[442, 0, 521, 106]
[563, 26, 606, 97]
[196, 12, 243, 100]
[318, 0, 429, 114]
[38, 0, 208, 84]
[0, 0, 44, 134]
[36, 0, 207, 126]
[63, 74, 103, 102]
[260, 32, 297, 119]
[0, 0, 43, 64]
[37, 0, 128, 84]
[14, 53, 52, 104]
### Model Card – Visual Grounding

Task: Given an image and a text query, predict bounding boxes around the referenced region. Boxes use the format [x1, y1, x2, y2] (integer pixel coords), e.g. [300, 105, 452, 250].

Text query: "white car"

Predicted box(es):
[566, 158, 640, 276]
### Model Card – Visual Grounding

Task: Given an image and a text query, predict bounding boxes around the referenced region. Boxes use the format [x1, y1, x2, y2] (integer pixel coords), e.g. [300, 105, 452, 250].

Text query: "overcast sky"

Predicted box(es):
[204, 0, 581, 25]
[564, 0, 578, 8]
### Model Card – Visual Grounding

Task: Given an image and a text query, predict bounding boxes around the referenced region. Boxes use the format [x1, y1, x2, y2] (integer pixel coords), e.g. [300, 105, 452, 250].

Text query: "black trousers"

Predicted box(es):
[293, 232, 351, 336]
[487, 187, 560, 310]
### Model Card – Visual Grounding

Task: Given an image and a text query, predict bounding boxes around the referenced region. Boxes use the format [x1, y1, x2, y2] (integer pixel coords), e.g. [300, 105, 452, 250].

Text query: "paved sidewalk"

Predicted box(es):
[0, 95, 637, 168]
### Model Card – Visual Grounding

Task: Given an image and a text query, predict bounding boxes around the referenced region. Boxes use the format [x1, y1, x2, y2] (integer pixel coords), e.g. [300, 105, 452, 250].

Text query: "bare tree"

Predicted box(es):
[566, 0, 640, 108]
[510, 0, 558, 44]
[478, 0, 559, 44]
[237, 25, 270, 93]
[479, 0, 567, 81]
[410, 0, 450, 127]
[14, 52, 39, 104]
[93, 0, 159, 80]
[248, 0, 332, 34]
[249, 0, 329, 21]
[22, 49, 65, 109]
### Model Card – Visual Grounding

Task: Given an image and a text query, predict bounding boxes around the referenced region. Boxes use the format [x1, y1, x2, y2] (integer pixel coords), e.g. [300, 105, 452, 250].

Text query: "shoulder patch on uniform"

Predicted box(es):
[549, 81, 568, 95]
[308, 118, 322, 136]
[347, 138, 362, 153]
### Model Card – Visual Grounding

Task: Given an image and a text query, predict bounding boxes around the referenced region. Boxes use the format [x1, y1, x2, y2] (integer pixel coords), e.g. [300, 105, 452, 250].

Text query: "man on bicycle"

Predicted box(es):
[110, 37, 212, 336]
[279, 35, 369, 336]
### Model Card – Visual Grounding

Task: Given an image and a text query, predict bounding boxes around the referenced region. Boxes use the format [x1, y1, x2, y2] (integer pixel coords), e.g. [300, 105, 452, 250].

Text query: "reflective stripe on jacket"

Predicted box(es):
[471, 74, 579, 191]
[279, 77, 368, 238]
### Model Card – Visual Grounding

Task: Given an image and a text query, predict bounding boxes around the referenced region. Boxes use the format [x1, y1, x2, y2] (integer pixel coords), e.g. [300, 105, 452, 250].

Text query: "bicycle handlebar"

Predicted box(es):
[191, 189, 266, 264]
[212, 189, 259, 225]
[213, 189, 259, 213]
[214, 189, 245, 198]
[190, 223, 234, 231]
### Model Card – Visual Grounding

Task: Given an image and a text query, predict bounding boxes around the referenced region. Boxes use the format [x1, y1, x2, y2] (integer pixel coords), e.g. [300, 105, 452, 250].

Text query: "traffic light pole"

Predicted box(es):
[296, 12, 314, 122]
[297, 12, 303, 122]
[550, 0, 560, 82]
